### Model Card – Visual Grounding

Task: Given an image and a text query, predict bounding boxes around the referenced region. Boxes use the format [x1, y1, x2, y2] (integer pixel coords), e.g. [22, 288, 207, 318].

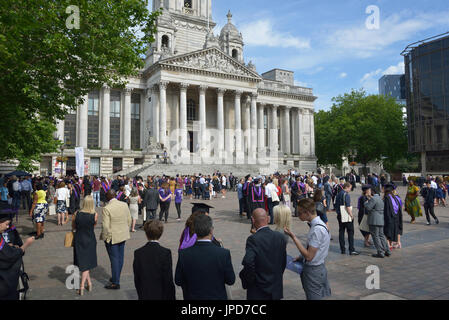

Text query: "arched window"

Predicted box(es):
[187, 99, 196, 121]
[232, 49, 238, 59]
[184, 0, 192, 8]
[161, 35, 169, 48]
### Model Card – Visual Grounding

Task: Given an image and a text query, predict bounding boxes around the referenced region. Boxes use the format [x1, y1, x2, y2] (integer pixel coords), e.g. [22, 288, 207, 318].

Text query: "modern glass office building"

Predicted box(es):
[402, 32, 449, 174]
[379, 74, 406, 105]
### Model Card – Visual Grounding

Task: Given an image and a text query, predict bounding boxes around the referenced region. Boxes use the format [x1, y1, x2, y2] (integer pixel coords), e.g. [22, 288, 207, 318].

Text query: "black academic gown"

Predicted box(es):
[2, 226, 23, 247]
[357, 195, 370, 237]
[383, 195, 403, 242]
[0, 237, 23, 300]
[243, 182, 251, 214]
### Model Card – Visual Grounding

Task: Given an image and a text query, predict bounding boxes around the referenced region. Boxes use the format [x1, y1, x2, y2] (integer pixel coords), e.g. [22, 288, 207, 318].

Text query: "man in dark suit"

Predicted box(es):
[239, 208, 287, 300]
[133, 220, 175, 300]
[143, 183, 160, 222]
[175, 214, 235, 300]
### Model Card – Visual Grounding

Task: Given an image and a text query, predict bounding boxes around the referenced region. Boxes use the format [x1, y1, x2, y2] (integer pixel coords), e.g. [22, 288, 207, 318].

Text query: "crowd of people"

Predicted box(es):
[0, 170, 447, 300]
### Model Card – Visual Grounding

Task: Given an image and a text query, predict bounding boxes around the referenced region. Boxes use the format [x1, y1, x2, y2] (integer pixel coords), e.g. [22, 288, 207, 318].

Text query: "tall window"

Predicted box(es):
[110, 91, 121, 149]
[131, 93, 141, 150]
[88, 91, 99, 148]
[64, 113, 77, 148]
[187, 99, 196, 120]
[232, 49, 238, 59]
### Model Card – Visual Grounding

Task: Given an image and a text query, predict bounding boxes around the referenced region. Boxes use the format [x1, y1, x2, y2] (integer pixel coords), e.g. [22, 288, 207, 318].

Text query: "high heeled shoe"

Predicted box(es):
[77, 288, 84, 296]
[87, 283, 92, 292]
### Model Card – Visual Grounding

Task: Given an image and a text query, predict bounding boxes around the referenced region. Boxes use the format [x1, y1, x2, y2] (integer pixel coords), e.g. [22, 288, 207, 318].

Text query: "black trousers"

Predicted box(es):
[145, 208, 157, 221]
[159, 202, 171, 222]
[175, 202, 181, 219]
[21, 190, 31, 211]
[424, 204, 437, 223]
[238, 198, 245, 216]
[337, 216, 355, 253]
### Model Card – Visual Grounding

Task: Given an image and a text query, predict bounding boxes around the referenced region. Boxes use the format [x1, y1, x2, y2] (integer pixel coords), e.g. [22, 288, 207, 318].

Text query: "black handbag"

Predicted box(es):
[18, 263, 30, 300]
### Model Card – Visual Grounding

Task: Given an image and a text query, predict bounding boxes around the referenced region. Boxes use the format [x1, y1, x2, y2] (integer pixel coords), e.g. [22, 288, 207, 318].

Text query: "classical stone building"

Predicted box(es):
[38, 0, 317, 177]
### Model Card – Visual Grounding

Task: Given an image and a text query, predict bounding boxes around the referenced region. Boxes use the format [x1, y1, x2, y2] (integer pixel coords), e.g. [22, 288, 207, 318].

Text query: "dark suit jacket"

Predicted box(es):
[133, 242, 175, 300]
[143, 188, 160, 210]
[239, 226, 287, 300]
[175, 241, 235, 300]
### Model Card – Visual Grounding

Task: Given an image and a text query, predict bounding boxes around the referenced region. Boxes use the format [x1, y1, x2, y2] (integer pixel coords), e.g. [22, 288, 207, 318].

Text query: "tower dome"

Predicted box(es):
[219, 11, 244, 62]
[219, 11, 243, 44]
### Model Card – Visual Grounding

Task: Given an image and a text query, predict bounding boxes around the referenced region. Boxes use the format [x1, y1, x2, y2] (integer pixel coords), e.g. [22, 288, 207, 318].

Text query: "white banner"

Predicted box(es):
[75, 147, 84, 177]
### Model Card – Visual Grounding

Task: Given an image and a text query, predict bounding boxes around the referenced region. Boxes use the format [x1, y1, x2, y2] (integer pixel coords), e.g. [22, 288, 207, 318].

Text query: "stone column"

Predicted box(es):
[258, 103, 265, 154]
[101, 86, 110, 150]
[283, 106, 291, 154]
[141, 90, 148, 149]
[244, 96, 251, 156]
[297, 108, 303, 156]
[123, 88, 132, 150]
[159, 81, 168, 148]
[270, 105, 279, 154]
[199, 85, 208, 157]
[151, 85, 159, 142]
[78, 94, 88, 149]
[179, 83, 189, 157]
[250, 93, 258, 157]
[234, 90, 244, 161]
[217, 88, 225, 158]
[309, 109, 315, 156]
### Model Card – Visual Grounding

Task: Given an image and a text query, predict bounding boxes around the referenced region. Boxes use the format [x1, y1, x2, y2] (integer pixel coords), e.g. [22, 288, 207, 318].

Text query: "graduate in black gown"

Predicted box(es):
[0, 213, 34, 300]
[383, 184, 403, 248]
[357, 185, 372, 247]
[248, 179, 265, 221]
[242, 175, 252, 217]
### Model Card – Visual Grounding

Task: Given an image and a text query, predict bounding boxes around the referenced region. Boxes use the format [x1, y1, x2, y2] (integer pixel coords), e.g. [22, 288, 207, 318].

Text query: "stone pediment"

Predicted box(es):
[158, 47, 262, 81]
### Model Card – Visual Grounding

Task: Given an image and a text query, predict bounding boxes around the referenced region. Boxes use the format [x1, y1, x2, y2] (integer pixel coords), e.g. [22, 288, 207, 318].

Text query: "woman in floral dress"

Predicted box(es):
[404, 180, 422, 224]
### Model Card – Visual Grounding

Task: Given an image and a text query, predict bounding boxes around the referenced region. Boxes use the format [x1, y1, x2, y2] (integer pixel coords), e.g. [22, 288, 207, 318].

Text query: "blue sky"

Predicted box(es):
[151, 0, 449, 111]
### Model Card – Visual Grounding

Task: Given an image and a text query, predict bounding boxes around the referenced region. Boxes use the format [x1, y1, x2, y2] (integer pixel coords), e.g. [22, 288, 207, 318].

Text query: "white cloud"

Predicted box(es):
[327, 10, 449, 57]
[339, 72, 347, 78]
[240, 19, 310, 49]
[360, 61, 405, 92]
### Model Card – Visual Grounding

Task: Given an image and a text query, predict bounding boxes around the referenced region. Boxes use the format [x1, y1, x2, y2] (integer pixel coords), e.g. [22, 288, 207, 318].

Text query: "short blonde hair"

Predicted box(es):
[81, 195, 96, 214]
[274, 204, 291, 231]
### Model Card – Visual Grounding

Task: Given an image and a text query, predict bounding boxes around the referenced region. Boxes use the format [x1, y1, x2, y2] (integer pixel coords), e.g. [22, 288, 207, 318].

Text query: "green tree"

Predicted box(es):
[0, 0, 160, 171]
[315, 89, 407, 174]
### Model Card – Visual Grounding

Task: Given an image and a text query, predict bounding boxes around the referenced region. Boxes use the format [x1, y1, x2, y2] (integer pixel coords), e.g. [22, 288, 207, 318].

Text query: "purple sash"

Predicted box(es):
[179, 227, 197, 250]
[389, 194, 400, 214]
[252, 186, 264, 202]
[101, 182, 109, 193]
[116, 192, 123, 200]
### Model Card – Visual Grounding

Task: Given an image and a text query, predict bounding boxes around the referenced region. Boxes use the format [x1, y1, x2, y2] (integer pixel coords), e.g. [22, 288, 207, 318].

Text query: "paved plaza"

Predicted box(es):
[16, 186, 449, 300]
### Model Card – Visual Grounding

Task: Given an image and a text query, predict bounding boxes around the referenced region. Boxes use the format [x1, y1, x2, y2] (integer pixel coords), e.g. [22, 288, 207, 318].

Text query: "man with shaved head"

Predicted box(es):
[239, 208, 287, 300]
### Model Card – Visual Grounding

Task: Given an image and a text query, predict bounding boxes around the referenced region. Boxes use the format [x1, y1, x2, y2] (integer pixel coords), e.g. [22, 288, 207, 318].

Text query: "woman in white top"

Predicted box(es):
[221, 175, 227, 198]
[54, 181, 70, 226]
[124, 180, 133, 197]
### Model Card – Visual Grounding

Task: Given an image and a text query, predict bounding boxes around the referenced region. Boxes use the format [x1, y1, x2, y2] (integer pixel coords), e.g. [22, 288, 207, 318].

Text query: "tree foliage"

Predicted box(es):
[0, 0, 160, 171]
[315, 89, 408, 172]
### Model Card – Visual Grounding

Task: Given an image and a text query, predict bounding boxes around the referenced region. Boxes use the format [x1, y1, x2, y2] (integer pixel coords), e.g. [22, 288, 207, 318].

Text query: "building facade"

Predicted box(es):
[402, 32, 449, 174]
[379, 74, 406, 105]
[40, 0, 317, 177]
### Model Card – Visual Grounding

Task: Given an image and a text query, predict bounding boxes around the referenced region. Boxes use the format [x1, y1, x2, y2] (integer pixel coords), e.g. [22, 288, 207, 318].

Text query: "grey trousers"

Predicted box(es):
[369, 225, 390, 255]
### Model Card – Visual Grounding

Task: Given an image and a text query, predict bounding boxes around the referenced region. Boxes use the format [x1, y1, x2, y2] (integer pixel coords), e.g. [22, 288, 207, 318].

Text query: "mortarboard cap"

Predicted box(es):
[362, 184, 372, 191]
[191, 203, 214, 214]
